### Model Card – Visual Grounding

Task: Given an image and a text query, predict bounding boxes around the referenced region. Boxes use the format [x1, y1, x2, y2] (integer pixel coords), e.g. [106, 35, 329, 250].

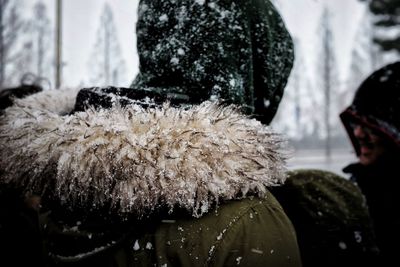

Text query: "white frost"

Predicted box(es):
[209, 245, 216, 256]
[159, 14, 169, 22]
[170, 57, 179, 65]
[177, 48, 185, 55]
[338, 241, 347, 250]
[195, 0, 205, 5]
[208, 2, 216, 9]
[354, 231, 362, 243]
[217, 233, 223, 240]
[133, 240, 140, 251]
[251, 248, 263, 254]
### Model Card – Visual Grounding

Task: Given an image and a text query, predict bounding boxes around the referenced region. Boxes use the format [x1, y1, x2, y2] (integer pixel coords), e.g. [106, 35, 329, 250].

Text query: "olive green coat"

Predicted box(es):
[43, 192, 300, 267]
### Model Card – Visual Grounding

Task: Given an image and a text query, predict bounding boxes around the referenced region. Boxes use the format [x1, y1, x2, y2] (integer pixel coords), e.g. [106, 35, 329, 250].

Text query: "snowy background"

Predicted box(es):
[2, 0, 399, 175]
[18, 0, 366, 88]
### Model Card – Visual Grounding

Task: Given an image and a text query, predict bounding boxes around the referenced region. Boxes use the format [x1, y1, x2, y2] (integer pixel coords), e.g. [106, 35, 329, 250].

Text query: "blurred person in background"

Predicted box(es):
[341, 61, 400, 266]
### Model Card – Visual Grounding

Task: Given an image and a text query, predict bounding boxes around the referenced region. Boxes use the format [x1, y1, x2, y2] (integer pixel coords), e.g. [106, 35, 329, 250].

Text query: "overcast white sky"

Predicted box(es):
[23, 0, 365, 88]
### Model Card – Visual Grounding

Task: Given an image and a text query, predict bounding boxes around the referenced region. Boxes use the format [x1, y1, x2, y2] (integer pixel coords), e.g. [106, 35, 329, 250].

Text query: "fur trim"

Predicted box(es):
[0, 89, 287, 217]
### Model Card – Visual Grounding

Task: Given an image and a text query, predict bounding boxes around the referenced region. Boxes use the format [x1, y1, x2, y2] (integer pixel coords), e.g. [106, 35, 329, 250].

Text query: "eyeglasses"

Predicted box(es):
[348, 120, 377, 136]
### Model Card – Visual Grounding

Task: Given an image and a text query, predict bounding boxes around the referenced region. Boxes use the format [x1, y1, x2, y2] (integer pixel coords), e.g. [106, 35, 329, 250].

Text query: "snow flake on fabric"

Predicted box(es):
[195, 0, 205, 5]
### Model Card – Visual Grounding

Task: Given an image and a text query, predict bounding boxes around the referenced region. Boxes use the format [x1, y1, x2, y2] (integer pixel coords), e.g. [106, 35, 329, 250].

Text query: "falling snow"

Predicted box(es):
[146, 242, 153, 250]
[133, 240, 140, 251]
[338, 241, 347, 250]
[251, 248, 263, 254]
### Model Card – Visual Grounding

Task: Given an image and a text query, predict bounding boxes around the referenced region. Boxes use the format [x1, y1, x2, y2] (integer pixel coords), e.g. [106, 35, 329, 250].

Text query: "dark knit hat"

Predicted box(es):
[340, 61, 400, 155]
[130, 0, 294, 125]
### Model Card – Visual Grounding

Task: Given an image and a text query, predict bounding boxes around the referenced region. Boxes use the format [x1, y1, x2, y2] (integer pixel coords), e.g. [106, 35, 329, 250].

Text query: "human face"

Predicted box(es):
[351, 123, 387, 166]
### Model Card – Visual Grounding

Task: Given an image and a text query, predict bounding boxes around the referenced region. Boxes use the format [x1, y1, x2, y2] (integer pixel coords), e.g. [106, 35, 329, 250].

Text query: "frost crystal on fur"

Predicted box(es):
[0, 89, 287, 217]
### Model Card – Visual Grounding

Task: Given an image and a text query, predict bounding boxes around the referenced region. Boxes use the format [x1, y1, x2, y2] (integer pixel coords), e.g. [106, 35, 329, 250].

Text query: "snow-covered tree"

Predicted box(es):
[272, 38, 318, 141]
[359, 0, 400, 53]
[315, 7, 340, 158]
[346, 7, 381, 104]
[18, 1, 54, 85]
[32, 1, 53, 81]
[0, 0, 25, 88]
[88, 3, 126, 87]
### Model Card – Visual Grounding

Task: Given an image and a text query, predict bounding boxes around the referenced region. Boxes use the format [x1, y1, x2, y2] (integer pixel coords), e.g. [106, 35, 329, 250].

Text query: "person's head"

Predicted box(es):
[346, 120, 397, 165]
[340, 61, 400, 166]
[131, 0, 294, 125]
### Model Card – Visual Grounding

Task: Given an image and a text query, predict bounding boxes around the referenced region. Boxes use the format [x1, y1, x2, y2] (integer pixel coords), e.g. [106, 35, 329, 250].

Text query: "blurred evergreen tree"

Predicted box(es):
[359, 0, 400, 52]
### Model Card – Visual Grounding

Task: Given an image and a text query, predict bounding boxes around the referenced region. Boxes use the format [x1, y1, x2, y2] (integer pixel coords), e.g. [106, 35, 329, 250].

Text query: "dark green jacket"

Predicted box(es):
[272, 169, 379, 267]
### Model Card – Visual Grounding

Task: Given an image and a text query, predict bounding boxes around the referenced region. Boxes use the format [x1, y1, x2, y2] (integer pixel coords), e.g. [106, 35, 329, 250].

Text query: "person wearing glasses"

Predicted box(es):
[340, 61, 400, 266]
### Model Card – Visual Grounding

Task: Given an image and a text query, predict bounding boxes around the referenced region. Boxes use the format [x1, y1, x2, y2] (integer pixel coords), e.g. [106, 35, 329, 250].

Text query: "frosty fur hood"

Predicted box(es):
[0, 89, 287, 217]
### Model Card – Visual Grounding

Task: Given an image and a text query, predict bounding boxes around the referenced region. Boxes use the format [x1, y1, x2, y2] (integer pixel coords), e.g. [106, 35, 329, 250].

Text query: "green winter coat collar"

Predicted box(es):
[0, 89, 287, 218]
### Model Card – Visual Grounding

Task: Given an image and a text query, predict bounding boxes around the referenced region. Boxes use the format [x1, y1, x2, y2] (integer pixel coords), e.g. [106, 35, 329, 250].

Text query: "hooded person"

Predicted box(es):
[340, 61, 400, 265]
[78, 0, 294, 125]
[0, 0, 302, 266]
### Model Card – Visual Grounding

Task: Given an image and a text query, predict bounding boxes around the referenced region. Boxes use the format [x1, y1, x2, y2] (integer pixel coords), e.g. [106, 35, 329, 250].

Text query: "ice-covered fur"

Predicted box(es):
[0, 89, 287, 217]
